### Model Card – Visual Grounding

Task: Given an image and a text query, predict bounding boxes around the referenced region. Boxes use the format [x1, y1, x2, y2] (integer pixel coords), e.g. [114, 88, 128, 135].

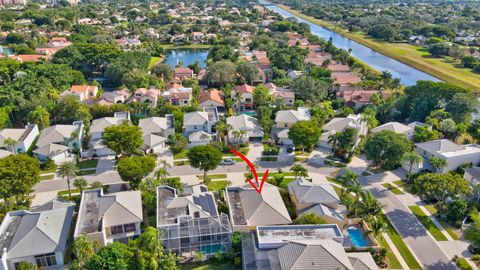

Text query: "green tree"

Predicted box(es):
[117, 156, 156, 189]
[337, 169, 358, 187]
[168, 133, 187, 154]
[87, 242, 131, 270]
[288, 120, 321, 152]
[15, 262, 37, 270]
[256, 106, 273, 139]
[72, 235, 97, 269]
[0, 155, 39, 201]
[413, 125, 439, 143]
[445, 199, 468, 224]
[252, 84, 271, 108]
[402, 151, 423, 182]
[151, 63, 173, 81]
[236, 61, 259, 85]
[466, 212, 480, 248]
[103, 122, 142, 156]
[291, 76, 329, 102]
[187, 145, 223, 184]
[27, 106, 50, 129]
[205, 61, 236, 87]
[0, 107, 10, 129]
[293, 213, 326, 225]
[290, 164, 308, 178]
[364, 130, 412, 170]
[74, 177, 88, 195]
[57, 161, 77, 201]
[329, 127, 357, 160]
[429, 156, 447, 173]
[413, 173, 471, 208]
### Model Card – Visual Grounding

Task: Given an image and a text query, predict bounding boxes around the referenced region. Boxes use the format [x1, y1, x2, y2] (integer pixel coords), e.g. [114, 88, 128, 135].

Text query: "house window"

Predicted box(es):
[35, 253, 57, 268]
[124, 223, 136, 233]
[183, 100, 188, 104]
[110, 225, 124, 235]
[284, 123, 288, 128]
[194, 126, 197, 130]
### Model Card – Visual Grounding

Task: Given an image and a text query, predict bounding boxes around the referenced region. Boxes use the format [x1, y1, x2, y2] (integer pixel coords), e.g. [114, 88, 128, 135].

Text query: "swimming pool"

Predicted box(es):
[347, 227, 368, 247]
[199, 244, 225, 254]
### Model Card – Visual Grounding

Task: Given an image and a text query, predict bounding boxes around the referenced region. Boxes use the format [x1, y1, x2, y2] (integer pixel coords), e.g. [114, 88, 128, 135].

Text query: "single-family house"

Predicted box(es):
[60, 85, 99, 102]
[287, 70, 303, 79]
[89, 112, 130, 156]
[138, 116, 174, 153]
[226, 114, 263, 143]
[36, 121, 83, 150]
[404, 139, 480, 173]
[275, 107, 311, 145]
[157, 186, 232, 256]
[184, 111, 211, 135]
[232, 84, 254, 111]
[464, 167, 480, 186]
[188, 131, 213, 147]
[46, 37, 71, 48]
[288, 178, 345, 226]
[99, 89, 131, 105]
[318, 114, 368, 149]
[198, 89, 225, 111]
[163, 87, 193, 107]
[174, 67, 194, 79]
[0, 200, 74, 270]
[74, 189, 143, 247]
[265, 83, 295, 106]
[33, 143, 70, 163]
[128, 88, 162, 108]
[336, 88, 389, 108]
[332, 72, 362, 86]
[371, 122, 414, 139]
[0, 124, 39, 154]
[225, 183, 292, 230]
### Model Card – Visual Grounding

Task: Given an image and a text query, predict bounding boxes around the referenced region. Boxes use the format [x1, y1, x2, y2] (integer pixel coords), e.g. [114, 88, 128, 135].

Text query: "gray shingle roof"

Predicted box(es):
[465, 167, 480, 181]
[33, 143, 69, 157]
[288, 178, 339, 205]
[415, 139, 464, 154]
[36, 125, 75, 147]
[184, 111, 209, 126]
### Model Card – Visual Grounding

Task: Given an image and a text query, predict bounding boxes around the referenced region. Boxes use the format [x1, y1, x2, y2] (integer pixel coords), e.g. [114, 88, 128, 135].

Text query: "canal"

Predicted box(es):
[263, 3, 441, 86]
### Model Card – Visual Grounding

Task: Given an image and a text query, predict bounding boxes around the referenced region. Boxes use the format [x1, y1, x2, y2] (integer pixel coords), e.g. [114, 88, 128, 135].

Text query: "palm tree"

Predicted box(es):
[338, 169, 358, 187]
[366, 217, 387, 236]
[215, 118, 232, 145]
[429, 156, 447, 173]
[4, 137, 17, 154]
[402, 152, 423, 182]
[231, 130, 247, 144]
[73, 178, 88, 195]
[155, 166, 170, 181]
[328, 132, 341, 154]
[72, 235, 96, 268]
[57, 161, 77, 200]
[290, 164, 308, 178]
[359, 191, 382, 221]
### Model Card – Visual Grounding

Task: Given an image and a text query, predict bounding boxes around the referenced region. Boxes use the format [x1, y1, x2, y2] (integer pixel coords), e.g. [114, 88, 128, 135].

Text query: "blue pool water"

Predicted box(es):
[199, 244, 224, 254]
[347, 227, 368, 247]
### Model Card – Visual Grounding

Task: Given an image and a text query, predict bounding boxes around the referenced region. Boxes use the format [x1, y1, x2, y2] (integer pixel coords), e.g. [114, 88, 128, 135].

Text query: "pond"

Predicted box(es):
[0, 46, 12, 55]
[163, 49, 209, 69]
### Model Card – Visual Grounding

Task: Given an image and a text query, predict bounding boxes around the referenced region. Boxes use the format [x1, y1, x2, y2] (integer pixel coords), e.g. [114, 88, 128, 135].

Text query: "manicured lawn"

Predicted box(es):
[40, 167, 57, 174]
[174, 160, 190, 166]
[424, 205, 438, 215]
[40, 174, 55, 181]
[260, 156, 278, 161]
[381, 183, 405, 195]
[180, 262, 238, 270]
[323, 159, 347, 168]
[262, 144, 279, 156]
[148, 56, 162, 68]
[76, 159, 98, 170]
[76, 169, 96, 176]
[207, 180, 230, 191]
[440, 221, 460, 240]
[224, 147, 249, 156]
[375, 233, 403, 269]
[382, 214, 422, 269]
[393, 179, 414, 193]
[326, 177, 345, 187]
[277, 4, 480, 91]
[198, 174, 227, 180]
[408, 206, 448, 241]
[333, 186, 344, 197]
[173, 149, 189, 160]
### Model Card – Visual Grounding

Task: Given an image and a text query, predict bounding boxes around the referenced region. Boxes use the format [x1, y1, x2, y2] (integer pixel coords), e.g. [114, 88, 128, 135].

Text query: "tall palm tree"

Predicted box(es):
[366, 217, 387, 237]
[4, 137, 17, 154]
[73, 178, 88, 195]
[57, 161, 77, 201]
[338, 169, 358, 187]
[328, 132, 341, 154]
[72, 235, 96, 268]
[290, 164, 308, 178]
[359, 191, 382, 221]
[215, 118, 232, 145]
[402, 152, 423, 182]
[155, 166, 170, 181]
[232, 130, 246, 144]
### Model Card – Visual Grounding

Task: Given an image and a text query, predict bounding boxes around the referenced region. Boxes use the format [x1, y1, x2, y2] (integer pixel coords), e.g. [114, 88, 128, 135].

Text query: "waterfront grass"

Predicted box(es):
[148, 56, 163, 68]
[277, 4, 480, 91]
[161, 44, 212, 50]
[408, 206, 448, 241]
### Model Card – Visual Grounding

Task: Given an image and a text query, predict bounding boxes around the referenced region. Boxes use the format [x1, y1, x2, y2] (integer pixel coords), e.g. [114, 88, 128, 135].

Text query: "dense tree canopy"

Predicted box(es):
[364, 130, 412, 169]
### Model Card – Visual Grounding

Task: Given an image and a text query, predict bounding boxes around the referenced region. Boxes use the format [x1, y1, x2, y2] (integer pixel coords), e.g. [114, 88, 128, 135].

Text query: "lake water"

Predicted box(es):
[263, 2, 441, 86]
[163, 49, 209, 69]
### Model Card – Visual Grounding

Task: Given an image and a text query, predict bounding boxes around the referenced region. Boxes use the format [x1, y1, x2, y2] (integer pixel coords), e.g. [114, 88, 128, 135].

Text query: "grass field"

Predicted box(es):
[76, 169, 96, 176]
[198, 174, 227, 180]
[173, 149, 189, 160]
[381, 183, 405, 195]
[277, 4, 480, 91]
[424, 205, 438, 215]
[440, 221, 460, 240]
[408, 206, 448, 241]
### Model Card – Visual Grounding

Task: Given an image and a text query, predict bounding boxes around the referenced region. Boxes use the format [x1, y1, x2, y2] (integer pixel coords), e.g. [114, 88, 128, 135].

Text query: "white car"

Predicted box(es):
[221, 158, 235, 165]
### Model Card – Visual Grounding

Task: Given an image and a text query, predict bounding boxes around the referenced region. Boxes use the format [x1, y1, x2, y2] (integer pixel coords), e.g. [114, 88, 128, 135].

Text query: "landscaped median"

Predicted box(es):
[408, 206, 449, 241]
[381, 183, 405, 195]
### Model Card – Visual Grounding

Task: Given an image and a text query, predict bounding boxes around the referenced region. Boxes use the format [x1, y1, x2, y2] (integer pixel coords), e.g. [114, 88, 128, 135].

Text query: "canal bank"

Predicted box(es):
[269, 4, 480, 91]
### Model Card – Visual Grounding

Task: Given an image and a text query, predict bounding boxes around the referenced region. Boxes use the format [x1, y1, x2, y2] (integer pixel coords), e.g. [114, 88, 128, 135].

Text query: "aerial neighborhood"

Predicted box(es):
[1, 0, 480, 270]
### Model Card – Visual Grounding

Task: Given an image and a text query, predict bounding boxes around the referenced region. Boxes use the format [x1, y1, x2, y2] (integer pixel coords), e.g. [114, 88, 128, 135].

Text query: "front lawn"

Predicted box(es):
[40, 174, 55, 181]
[173, 149, 189, 160]
[375, 233, 402, 269]
[381, 183, 405, 195]
[262, 144, 279, 156]
[174, 160, 191, 166]
[76, 169, 96, 176]
[440, 221, 460, 240]
[76, 159, 98, 169]
[408, 206, 448, 241]
[207, 180, 230, 191]
[198, 174, 227, 180]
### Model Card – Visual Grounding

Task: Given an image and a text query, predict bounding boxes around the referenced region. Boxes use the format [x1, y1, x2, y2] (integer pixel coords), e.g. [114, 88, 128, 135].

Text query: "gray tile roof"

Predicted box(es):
[465, 167, 480, 181]
[0, 204, 74, 260]
[415, 139, 463, 154]
[288, 178, 339, 205]
[33, 143, 69, 157]
[184, 111, 209, 126]
[36, 125, 75, 147]
[138, 117, 170, 135]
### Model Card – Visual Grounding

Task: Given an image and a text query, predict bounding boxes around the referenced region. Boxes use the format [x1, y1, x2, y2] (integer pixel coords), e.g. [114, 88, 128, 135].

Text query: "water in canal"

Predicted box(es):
[263, 3, 441, 86]
[163, 49, 209, 69]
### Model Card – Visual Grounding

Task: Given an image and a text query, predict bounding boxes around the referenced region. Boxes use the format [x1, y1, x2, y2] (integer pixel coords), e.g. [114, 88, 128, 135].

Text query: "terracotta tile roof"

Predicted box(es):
[10, 54, 46, 63]
[235, 83, 254, 94]
[170, 92, 191, 99]
[70, 85, 98, 94]
[327, 63, 350, 72]
[337, 90, 390, 104]
[198, 89, 225, 105]
[332, 72, 362, 85]
[273, 91, 295, 99]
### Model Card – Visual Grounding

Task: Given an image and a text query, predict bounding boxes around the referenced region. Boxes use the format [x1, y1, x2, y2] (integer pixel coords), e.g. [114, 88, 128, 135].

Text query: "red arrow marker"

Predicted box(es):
[229, 148, 269, 194]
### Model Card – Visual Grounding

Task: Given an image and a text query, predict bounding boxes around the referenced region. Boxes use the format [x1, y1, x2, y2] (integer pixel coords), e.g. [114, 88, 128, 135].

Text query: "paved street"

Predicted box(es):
[362, 170, 456, 270]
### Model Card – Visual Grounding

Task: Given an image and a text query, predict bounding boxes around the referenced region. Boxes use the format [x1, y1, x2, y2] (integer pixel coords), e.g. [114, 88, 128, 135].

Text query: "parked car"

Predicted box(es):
[468, 244, 480, 254]
[221, 158, 235, 165]
[286, 145, 295, 153]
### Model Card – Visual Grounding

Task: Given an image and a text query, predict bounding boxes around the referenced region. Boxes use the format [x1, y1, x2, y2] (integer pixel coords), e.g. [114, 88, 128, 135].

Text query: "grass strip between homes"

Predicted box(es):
[381, 183, 405, 195]
[408, 206, 448, 241]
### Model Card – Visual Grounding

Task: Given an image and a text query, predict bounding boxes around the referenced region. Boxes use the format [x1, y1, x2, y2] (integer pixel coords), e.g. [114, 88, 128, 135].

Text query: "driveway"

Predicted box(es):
[96, 156, 116, 174]
[307, 147, 330, 166]
[362, 171, 456, 270]
[278, 145, 294, 162]
[157, 148, 173, 166]
[247, 142, 263, 163]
